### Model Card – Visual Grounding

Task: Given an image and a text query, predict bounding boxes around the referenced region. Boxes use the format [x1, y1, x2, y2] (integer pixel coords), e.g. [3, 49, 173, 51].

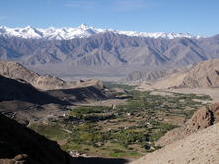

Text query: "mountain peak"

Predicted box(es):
[0, 25, 201, 40]
[78, 24, 90, 30]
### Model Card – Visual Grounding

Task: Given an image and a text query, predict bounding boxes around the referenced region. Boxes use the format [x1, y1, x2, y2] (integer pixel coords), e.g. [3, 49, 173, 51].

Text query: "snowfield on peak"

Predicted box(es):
[0, 24, 201, 40]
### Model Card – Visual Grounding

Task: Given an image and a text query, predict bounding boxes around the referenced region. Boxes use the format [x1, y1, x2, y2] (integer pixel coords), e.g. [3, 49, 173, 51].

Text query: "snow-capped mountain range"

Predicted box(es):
[0, 24, 201, 40]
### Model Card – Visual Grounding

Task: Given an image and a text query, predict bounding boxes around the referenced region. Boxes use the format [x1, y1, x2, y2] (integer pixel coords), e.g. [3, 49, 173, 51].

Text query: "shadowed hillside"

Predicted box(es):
[0, 113, 129, 164]
[0, 75, 68, 105]
[0, 113, 73, 164]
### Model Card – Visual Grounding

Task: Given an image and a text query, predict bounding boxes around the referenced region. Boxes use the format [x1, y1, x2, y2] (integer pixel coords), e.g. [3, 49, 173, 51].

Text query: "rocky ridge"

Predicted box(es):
[179, 59, 219, 88]
[156, 103, 219, 146]
[0, 60, 104, 90]
[139, 59, 219, 89]
[131, 122, 219, 164]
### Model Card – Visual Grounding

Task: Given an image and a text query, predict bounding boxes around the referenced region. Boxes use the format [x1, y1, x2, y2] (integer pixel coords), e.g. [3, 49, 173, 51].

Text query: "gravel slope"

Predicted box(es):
[131, 123, 219, 164]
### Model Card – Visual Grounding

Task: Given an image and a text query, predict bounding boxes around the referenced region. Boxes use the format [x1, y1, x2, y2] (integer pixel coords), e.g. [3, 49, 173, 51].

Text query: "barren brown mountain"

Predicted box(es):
[0, 61, 104, 90]
[139, 59, 219, 89]
[1, 33, 219, 79]
[179, 59, 219, 88]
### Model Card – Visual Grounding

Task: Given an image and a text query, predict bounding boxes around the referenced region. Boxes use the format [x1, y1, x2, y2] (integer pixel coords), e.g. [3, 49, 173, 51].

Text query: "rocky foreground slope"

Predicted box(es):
[156, 103, 219, 146]
[131, 122, 219, 164]
[0, 113, 73, 164]
[0, 113, 130, 164]
[131, 103, 219, 164]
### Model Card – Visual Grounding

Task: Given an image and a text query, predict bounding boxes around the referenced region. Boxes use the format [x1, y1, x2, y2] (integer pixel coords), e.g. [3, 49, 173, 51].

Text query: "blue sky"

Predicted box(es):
[0, 0, 218, 36]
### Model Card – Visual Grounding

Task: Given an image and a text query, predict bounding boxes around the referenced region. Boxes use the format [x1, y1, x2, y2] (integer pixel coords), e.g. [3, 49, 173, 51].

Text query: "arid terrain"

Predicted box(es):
[1, 59, 219, 164]
[136, 59, 219, 90]
[131, 122, 219, 164]
[1, 1, 219, 163]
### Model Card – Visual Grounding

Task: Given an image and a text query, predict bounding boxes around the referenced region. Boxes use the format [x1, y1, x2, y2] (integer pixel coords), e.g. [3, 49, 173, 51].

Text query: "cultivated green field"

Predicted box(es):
[30, 84, 212, 158]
